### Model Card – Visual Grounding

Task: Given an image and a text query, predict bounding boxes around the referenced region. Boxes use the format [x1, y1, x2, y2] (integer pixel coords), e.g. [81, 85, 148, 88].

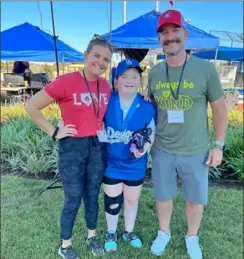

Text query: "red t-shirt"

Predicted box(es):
[44, 71, 112, 137]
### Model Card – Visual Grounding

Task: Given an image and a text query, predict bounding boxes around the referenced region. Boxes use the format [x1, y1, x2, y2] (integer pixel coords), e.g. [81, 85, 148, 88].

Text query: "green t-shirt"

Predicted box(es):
[148, 55, 224, 155]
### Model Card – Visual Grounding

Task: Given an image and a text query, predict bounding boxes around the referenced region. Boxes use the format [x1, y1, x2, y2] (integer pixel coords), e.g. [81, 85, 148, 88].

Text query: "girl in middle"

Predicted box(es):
[103, 58, 156, 252]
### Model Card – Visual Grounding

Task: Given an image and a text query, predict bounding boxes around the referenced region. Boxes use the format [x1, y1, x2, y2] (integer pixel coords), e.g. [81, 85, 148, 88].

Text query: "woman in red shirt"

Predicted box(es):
[25, 35, 113, 259]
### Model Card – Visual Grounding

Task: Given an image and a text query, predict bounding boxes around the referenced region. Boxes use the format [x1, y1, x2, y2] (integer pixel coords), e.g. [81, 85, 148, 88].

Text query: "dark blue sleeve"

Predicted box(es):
[111, 67, 116, 87]
[151, 103, 157, 125]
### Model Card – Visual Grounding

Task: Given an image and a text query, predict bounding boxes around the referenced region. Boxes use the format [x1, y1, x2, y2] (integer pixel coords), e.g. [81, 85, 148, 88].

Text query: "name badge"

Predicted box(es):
[167, 110, 184, 124]
[97, 130, 108, 142]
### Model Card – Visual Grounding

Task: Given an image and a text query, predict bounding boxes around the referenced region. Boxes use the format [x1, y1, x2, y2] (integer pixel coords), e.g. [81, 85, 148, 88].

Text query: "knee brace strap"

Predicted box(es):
[104, 192, 124, 215]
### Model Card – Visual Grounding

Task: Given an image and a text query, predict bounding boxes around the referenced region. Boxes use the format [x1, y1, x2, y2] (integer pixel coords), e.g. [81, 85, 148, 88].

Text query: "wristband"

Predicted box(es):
[214, 144, 224, 151]
[214, 140, 225, 150]
[52, 126, 59, 141]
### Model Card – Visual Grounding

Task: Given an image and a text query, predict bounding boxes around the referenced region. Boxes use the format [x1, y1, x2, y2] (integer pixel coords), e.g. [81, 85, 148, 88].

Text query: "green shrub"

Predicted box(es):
[1, 116, 58, 175]
[1, 105, 243, 182]
[208, 126, 244, 182]
[224, 127, 244, 181]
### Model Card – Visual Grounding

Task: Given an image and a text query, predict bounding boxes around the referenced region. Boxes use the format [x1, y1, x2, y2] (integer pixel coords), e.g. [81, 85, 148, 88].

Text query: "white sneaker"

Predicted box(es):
[185, 235, 203, 259]
[151, 230, 171, 256]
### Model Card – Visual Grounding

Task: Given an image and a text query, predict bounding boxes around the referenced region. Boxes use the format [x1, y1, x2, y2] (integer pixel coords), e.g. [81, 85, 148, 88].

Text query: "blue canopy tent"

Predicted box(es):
[102, 10, 219, 61]
[157, 46, 244, 61]
[193, 46, 243, 61]
[1, 22, 84, 63]
[1, 51, 83, 63]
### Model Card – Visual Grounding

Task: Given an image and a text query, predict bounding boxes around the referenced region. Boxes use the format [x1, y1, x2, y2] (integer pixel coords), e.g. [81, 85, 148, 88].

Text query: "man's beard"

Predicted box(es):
[165, 50, 181, 56]
[163, 39, 183, 56]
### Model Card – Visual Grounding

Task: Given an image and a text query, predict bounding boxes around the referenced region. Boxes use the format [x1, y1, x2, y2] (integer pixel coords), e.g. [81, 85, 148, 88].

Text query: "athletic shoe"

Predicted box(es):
[185, 235, 203, 259]
[104, 231, 117, 252]
[58, 245, 79, 259]
[123, 231, 142, 248]
[151, 230, 171, 256]
[86, 236, 105, 256]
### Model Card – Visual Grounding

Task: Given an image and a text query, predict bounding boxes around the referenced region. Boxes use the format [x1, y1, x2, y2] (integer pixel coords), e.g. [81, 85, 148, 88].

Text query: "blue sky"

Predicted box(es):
[2, 1, 243, 52]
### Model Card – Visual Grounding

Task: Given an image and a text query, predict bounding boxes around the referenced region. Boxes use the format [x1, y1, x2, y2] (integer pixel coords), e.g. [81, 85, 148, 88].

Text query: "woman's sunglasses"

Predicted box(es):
[91, 34, 115, 49]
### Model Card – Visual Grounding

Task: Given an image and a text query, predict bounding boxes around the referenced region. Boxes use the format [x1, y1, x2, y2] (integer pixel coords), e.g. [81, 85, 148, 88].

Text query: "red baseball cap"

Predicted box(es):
[156, 9, 185, 33]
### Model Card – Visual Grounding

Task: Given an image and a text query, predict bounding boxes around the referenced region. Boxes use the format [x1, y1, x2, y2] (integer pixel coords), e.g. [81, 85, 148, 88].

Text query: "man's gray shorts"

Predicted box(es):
[151, 147, 209, 205]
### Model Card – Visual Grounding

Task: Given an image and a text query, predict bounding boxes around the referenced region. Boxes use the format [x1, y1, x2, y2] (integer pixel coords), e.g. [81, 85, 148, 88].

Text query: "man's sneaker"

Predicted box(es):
[58, 245, 79, 259]
[104, 231, 118, 252]
[123, 231, 142, 248]
[185, 235, 203, 259]
[151, 230, 171, 256]
[86, 236, 105, 256]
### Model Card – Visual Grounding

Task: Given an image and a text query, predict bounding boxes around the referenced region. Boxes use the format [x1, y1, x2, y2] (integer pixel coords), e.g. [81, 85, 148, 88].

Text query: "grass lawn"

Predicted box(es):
[1, 175, 243, 259]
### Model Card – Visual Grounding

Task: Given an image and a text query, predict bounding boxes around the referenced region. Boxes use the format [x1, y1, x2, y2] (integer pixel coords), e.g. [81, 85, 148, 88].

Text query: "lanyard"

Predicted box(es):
[83, 70, 100, 127]
[165, 54, 188, 100]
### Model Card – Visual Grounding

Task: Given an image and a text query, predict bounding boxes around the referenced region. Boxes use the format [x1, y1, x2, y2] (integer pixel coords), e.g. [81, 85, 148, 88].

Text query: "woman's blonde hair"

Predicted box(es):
[86, 34, 114, 54]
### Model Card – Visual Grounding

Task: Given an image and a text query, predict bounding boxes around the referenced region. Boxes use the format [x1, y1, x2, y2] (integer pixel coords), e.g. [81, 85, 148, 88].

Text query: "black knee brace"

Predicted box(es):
[104, 192, 124, 216]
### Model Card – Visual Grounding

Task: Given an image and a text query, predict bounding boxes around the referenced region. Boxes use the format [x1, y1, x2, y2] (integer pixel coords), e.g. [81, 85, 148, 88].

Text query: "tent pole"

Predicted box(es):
[6, 61, 8, 73]
[109, 0, 112, 43]
[123, 0, 126, 24]
[156, 0, 159, 11]
[62, 55, 64, 74]
[109, 0, 112, 81]
[50, 1, 59, 77]
[214, 48, 218, 64]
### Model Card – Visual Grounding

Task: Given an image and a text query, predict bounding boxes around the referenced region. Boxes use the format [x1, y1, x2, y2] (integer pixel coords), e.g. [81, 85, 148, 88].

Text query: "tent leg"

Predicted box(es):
[62, 63, 64, 74]
[50, 1, 59, 77]
[214, 48, 218, 64]
[62, 55, 65, 75]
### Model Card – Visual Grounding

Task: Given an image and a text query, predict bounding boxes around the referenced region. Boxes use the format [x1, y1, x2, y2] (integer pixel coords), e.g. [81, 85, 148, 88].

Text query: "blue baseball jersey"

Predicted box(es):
[104, 92, 156, 181]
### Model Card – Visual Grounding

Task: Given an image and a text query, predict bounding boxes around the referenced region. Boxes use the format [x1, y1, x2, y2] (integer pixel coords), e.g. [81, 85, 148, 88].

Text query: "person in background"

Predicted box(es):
[110, 61, 118, 90]
[148, 9, 227, 259]
[103, 58, 156, 253]
[13, 61, 30, 74]
[25, 35, 113, 259]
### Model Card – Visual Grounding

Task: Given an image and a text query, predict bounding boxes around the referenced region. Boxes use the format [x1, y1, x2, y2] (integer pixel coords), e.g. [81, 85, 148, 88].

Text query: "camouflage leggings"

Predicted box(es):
[58, 136, 106, 240]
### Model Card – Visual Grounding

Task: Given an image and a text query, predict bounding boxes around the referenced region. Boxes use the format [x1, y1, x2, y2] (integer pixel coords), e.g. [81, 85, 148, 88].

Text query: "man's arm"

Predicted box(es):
[206, 63, 228, 144]
[209, 96, 228, 142]
[206, 63, 228, 167]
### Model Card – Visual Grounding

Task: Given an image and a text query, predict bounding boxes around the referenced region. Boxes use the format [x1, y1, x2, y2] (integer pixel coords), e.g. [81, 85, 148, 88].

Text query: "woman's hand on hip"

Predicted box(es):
[56, 119, 77, 139]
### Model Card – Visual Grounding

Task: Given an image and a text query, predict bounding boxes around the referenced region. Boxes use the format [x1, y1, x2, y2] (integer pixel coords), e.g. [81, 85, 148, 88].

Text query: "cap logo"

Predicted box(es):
[164, 11, 172, 19]
[126, 59, 133, 66]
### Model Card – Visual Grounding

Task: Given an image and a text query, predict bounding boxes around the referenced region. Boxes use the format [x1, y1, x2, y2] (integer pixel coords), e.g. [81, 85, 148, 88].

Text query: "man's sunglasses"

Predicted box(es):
[91, 34, 115, 49]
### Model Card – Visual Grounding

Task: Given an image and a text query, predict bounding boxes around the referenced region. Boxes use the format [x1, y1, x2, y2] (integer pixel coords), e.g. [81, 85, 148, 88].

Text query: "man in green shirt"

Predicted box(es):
[148, 9, 228, 259]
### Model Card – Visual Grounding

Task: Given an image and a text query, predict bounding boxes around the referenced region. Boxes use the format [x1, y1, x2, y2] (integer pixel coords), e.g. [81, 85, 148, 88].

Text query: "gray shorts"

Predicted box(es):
[151, 147, 209, 205]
